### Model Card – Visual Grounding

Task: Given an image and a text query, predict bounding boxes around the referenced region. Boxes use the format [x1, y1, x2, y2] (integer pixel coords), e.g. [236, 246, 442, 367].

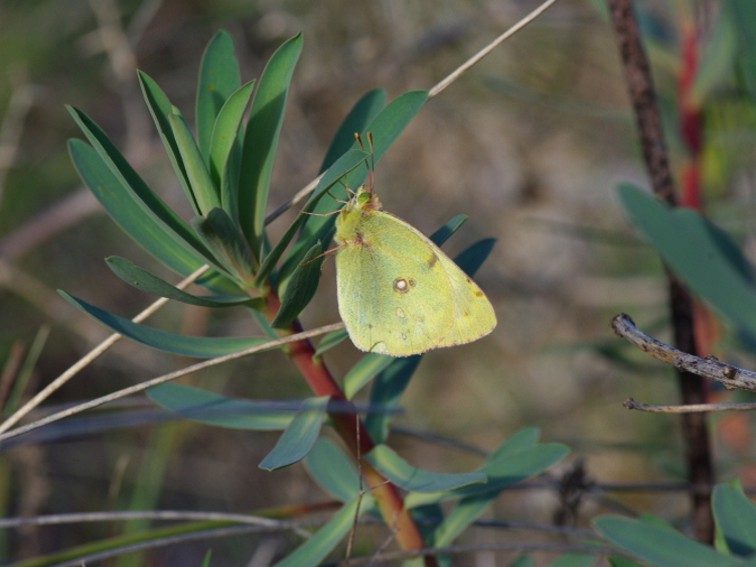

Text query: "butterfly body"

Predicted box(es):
[334, 186, 496, 357]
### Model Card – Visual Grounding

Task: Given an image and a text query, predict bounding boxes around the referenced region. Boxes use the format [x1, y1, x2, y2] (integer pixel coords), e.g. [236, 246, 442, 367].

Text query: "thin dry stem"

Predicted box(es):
[612, 313, 756, 393]
[0, 264, 210, 435]
[0, 321, 344, 445]
[268, 0, 559, 219]
[0, 510, 293, 529]
[428, 0, 559, 98]
[624, 400, 756, 413]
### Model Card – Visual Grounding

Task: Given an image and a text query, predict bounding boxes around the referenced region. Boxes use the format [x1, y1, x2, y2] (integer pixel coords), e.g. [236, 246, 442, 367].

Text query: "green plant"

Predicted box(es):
[2, 0, 756, 564]
[0, 29, 570, 566]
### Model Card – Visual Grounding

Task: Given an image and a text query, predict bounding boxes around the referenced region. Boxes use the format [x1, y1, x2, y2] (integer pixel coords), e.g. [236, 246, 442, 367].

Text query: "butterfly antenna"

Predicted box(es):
[354, 131, 376, 193]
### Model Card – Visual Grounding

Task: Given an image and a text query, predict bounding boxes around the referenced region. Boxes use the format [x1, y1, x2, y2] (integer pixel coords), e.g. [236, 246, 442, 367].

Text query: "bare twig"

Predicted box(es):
[625, 399, 756, 413]
[612, 313, 756, 392]
[0, 264, 210, 435]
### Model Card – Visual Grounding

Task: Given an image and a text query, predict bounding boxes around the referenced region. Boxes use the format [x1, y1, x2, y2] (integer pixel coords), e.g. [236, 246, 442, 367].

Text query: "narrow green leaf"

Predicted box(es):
[60, 291, 267, 358]
[454, 238, 496, 278]
[255, 212, 309, 288]
[147, 383, 295, 430]
[169, 108, 221, 214]
[365, 355, 422, 443]
[193, 208, 256, 286]
[298, 89, 429, 247]
[429, 214, 467, 245]
[67, 109, 216, 266]
[431, 438, 569, 545]
[489, 427, 541, 460]
[255, 184, 332, 288]
[210, 80, 256, 218]
[138, 71, 197, 212]
[273, 495, 371, 567]
[343, 354, 395, 399]
[196, 30, 242, 157]
[282, 148, 369, 278]
[713, 483, 756, 557]
[238, 34, 304, 259]
[595, 516, 739, 567]
[67, 139, 210, 277]
[305, 438, 360, 502]
[105, 256, 256, 308]
[365, 90, 428, 165]
[276, 214, 336, 292]
[272, 243, 324, 328]
[314, 329, 349, 356]
[319, 89, 387, 173]
[365, 444, 486, 493]
[407, 441, 569, 508]
[617, 183, 756, 335]
[259, 396, 330, 470]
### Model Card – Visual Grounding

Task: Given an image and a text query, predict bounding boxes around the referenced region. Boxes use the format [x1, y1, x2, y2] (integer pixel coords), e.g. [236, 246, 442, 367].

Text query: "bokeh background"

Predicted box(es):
[1, 0, 755, 564]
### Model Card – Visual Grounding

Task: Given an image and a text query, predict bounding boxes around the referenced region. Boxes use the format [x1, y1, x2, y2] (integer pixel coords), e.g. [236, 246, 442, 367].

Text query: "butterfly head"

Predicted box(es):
[351, 185, 382, 213]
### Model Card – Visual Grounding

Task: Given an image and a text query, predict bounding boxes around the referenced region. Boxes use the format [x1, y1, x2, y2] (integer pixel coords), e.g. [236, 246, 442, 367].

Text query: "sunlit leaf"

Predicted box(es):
[238, 34, 303, 259]
[196, 30, 242, 157]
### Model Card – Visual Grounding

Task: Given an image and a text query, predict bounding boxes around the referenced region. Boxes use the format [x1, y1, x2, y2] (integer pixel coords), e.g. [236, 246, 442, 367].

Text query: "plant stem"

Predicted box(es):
[606, 0, 714, 543]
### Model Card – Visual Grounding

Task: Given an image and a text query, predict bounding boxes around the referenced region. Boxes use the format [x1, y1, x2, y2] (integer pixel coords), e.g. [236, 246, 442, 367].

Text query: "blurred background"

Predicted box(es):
[1, 0, 755, 564]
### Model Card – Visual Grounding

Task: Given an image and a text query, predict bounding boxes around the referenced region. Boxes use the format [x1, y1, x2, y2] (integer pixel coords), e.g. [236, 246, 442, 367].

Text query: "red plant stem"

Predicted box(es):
[607, 0, 714, 543]
[263, 293, 438, 566]
[679, 17, 703, 209]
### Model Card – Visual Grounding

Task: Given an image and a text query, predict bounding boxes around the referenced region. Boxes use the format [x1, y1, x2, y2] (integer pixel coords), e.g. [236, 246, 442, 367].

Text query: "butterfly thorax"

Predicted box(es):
[334, 186, 383, 245]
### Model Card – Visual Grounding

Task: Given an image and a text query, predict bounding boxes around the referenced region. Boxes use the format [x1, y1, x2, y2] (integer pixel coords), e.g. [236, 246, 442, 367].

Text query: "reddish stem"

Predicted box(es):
[263, 293, 437, 566]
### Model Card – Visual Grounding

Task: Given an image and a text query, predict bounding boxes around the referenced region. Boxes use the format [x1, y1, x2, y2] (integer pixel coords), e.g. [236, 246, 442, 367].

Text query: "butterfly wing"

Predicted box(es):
[336, 208, 496, 356]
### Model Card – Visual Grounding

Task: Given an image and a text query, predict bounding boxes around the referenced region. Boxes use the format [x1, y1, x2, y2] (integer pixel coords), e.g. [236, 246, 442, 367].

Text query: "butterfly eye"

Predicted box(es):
[356, 190, 371, 206]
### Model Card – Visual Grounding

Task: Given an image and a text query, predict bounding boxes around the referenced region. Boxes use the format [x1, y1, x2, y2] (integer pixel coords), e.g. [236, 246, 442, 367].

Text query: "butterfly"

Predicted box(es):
[333, 185, 496, 357]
